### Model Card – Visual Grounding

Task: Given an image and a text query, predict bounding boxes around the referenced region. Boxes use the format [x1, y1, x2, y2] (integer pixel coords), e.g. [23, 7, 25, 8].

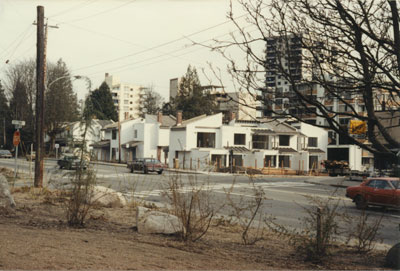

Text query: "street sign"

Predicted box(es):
[13, 131, 20, 146]
[12, 120, 25, 126]
[55, 144, 59, 149]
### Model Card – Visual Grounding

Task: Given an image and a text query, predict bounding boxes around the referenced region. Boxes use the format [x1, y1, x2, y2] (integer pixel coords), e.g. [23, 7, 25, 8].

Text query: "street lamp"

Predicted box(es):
[34, 74, 91, 187]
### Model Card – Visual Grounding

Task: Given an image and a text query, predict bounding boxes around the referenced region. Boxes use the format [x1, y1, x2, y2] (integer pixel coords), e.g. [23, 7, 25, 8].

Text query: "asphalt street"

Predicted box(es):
[1, 157, 399, 247]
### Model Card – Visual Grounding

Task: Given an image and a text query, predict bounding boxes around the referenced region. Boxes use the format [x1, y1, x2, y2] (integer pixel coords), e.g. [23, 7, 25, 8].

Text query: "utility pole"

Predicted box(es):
[3, 117, 5, 147]
[34, 5, 45, 188]
[34, 6, 58, 188]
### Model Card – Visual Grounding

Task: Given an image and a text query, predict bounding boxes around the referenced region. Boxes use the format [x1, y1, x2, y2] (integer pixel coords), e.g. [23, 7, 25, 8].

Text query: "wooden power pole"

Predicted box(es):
[34, 5, 45, 188]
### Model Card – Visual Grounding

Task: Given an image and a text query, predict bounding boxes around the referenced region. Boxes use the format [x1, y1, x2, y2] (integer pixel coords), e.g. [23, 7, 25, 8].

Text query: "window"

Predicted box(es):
[278, 155, 290, 167]
[124, 100, 129, 104]
[265, 155, 276, 167]
[197, 132, 215, 148]
[124, 93, 129, 98]
[232, 155, 243, 166]
[134, 129, 137, 138]
[252, 134, 269, 149]
[279, 135, 290, 146]
[234, 134, 246, 145]
[112, 130, 117, 140]
[309, 156, 318, 170]
[308, 137, 318, 147]
[370, 180, 393, 190]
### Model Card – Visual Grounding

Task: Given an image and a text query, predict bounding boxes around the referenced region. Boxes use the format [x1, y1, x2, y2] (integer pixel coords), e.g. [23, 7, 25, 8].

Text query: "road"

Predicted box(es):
[1, 157, 399, 247]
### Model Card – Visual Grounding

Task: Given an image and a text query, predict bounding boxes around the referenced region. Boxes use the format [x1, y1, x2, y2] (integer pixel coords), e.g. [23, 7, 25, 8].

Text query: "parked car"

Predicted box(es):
[127, 158, 167, 174]
[0, 150, 12, 158]
[346, 177, 400, 209]
[26, 151, 36, 161]
[57, 154, 88, 170]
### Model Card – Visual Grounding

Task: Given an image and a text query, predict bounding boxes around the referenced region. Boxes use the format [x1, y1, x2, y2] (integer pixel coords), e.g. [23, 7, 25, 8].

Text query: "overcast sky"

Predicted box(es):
[0, 0, 252, 102]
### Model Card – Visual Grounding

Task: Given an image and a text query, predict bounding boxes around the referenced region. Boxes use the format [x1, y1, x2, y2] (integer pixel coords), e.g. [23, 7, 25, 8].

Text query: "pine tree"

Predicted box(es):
[45, 59, 80, 151]
[86, 82, 118, 121]
[0, 81, 10, 148]
[171, 65, 217, 119]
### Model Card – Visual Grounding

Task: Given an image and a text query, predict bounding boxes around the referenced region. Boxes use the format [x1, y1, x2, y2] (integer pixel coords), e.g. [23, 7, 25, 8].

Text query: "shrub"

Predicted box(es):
[163, 173, 215, 242]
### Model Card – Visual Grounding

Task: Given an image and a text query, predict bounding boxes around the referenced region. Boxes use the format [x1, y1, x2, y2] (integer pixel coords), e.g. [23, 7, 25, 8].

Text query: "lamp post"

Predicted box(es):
[34, 74, 90, 187]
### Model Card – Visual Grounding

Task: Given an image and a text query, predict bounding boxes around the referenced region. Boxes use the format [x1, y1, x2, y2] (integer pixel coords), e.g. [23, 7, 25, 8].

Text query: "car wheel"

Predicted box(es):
[157, 170, 163, 175]
[143, 166, 148, 174]
[355, 195, 368, 210]
[130, 167, 134, 173]
[59, 165, 63, 169]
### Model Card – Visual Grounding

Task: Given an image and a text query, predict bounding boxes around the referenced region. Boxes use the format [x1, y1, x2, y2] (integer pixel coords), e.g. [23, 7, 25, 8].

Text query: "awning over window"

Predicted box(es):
[224, 146, 251, 153]
[123, 141, 141, 148]
[90, 140, 110, 148]
[278, 147, 298, 153]
[304, 148, 325, 154]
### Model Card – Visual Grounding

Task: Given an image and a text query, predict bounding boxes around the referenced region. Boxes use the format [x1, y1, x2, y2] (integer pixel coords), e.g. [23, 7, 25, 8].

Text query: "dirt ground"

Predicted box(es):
[0, 183, 390, 271]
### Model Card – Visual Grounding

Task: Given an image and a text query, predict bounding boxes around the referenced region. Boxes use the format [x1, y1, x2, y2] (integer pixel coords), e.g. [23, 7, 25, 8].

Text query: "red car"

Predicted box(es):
[127, 158, 167, 174]
[346, 177, 400, 209]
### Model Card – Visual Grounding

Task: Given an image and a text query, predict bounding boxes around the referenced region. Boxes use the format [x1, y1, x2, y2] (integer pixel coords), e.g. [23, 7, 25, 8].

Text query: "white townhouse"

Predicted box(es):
[53, 119, 113, 154]
[92, 113, 175, 163]
[169, 112, 328, 171]
[289, 122, 328, 171]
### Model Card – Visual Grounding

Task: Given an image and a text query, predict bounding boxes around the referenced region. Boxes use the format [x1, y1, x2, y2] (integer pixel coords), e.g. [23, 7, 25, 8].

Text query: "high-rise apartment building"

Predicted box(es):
[104, 73, 145, 121]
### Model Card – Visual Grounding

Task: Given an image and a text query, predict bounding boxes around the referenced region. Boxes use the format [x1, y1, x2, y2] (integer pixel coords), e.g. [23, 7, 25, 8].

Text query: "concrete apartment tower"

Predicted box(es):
[104, 73, 145, 121]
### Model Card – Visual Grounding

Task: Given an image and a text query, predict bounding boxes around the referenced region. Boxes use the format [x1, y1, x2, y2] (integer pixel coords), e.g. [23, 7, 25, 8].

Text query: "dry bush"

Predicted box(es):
[266, 194, 345, 261]
[346, 210, 384, 253]
[163, 173, 215, 243]
[65, 167, 96, 227]
[224, 178, 267, 245]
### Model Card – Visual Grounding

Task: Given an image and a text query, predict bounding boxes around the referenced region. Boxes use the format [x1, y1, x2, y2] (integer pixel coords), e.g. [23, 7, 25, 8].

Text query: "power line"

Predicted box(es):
[48, 0, 99, 18]
[78, 24, 258, 77]
[55, 0, 137, 24]
[0, 24, 33, 62]
[72, 15, 247, 72]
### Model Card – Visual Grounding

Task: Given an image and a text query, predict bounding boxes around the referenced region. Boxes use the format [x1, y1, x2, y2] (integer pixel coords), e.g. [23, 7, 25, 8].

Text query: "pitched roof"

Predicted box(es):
[96, 119, 114, 128]
[146, 114, 176, 127]
[171, 114, 208, 129]
[262, 119, 298, 134]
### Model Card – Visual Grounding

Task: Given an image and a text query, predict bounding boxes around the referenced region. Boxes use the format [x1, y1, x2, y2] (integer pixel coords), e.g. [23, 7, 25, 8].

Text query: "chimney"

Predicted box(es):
[176, 111, 182, 126]
[230, 111, 237, 122]
[157, 111, 163, 124]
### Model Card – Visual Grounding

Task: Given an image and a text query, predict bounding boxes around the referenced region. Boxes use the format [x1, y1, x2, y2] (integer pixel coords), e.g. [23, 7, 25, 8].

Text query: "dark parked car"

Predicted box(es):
[346, 177, 400, 209]
[127, 158, 167, 174]
[57, 155, 88, 170]
[0, 150, 12, 158]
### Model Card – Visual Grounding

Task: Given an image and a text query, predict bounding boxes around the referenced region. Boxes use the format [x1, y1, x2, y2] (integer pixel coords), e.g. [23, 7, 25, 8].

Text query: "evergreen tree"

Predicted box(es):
[9, 79, 34, 146]
[86, 82, 118, 121]
[171, 65, 217, 119]
[0, 81, 10, 148]
[45, 59, 80, 151]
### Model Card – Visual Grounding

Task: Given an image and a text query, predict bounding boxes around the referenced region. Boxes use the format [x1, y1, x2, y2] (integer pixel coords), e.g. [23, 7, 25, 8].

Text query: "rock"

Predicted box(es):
[0, 174, 16, 208]
[385, 242, 400, 269]
[90, 186, 127, 208]
[136, 206, 182, 235]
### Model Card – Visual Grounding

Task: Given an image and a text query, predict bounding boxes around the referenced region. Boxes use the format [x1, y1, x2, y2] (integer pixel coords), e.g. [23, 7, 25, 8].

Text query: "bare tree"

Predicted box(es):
[209, 0, 400, 161]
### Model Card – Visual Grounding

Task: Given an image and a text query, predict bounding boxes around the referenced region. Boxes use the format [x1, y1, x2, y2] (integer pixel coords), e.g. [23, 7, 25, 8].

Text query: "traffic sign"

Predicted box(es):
[12, 120, 25, 126]
[13, 131, 20, 146]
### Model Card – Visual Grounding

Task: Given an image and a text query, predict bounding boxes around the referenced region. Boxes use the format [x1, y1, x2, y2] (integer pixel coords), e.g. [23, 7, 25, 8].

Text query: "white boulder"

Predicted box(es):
[90, 186, 127, 208]
[136, 206, 182, 235]
[0, 174, 16, 208]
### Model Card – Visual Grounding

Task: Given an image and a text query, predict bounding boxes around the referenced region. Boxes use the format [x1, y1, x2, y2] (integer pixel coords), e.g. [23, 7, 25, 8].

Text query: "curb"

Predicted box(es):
[304, 180, 348, 188]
